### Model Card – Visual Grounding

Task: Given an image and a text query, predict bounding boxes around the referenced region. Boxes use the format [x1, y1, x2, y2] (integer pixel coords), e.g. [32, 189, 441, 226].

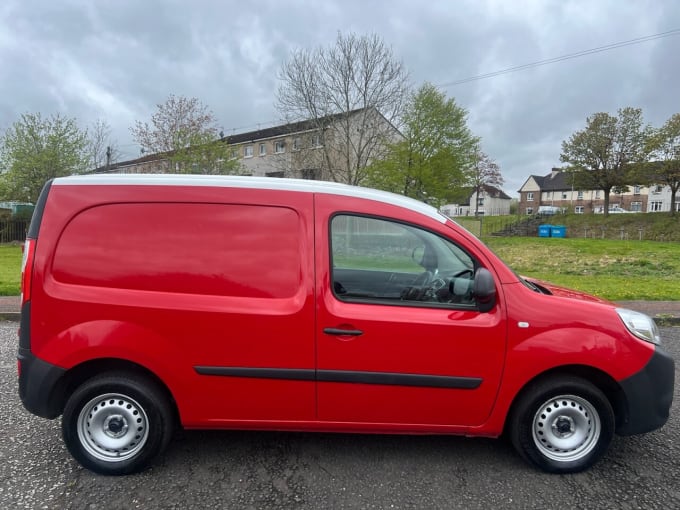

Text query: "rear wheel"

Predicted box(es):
[62, 373, 174, 475]
[508, 376, 614, 473]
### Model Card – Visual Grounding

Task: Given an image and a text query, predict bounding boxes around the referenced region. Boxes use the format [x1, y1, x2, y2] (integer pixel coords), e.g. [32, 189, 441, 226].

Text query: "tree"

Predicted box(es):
[646, 113, 680, 215]
[469, 150, 503, 216]
[88, 119, 121, 171]
[130, 94, 239, 174]
[560, 107, 649, 216]
[366, 83, 478, 205]
[0, 113, 89, 203]
[276, 32, 409, 185]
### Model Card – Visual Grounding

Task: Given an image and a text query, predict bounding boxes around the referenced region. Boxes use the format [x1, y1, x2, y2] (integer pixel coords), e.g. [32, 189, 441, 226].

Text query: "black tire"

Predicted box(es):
[62, 373, 174, 475]
[508, 376, 614, 474]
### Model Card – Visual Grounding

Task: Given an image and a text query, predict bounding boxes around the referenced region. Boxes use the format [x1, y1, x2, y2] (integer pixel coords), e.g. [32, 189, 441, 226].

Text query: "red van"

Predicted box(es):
[18, 174, 674, 475]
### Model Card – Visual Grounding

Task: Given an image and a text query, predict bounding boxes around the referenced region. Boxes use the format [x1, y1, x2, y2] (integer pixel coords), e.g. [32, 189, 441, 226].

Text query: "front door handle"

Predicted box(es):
[323, 328, 363, 336]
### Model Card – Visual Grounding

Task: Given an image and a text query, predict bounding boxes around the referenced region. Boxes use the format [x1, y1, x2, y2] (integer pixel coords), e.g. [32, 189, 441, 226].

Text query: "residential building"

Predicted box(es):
[441, 185, 512, 216]
[647, 183, 680, 213]
[95, 107, 401, 182]
[518, 168, 651, 215]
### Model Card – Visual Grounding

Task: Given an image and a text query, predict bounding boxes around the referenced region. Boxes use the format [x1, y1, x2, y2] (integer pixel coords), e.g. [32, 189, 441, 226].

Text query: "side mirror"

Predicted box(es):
[473, 268, 496, 313]
[411, 246, 425, 265]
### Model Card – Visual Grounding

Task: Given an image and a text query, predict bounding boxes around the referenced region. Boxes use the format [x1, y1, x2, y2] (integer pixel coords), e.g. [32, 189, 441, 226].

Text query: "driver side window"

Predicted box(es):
[330, 215, 477, 307]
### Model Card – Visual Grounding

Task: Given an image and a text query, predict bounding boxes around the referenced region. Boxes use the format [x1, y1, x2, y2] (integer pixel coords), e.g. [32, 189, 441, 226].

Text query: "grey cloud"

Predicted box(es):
[1, 0, 679, 192]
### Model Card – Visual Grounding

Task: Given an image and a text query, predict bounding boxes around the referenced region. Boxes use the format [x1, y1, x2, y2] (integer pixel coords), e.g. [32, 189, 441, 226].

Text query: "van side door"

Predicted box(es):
[314, 195, 507, 427]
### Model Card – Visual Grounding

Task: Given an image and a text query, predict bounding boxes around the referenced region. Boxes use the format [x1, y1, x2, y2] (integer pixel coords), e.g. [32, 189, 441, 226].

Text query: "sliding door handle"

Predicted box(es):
[323, 328, 363, 336]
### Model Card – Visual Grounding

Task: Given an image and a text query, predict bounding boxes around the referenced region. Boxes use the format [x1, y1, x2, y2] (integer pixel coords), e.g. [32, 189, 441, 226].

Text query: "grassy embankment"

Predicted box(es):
[483, 237, 680, 301]
[458, 212, 680, 301]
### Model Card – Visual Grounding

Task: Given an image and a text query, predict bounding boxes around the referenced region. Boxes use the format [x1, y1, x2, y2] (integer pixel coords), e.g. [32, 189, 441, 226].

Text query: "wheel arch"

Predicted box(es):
[503, 364, 627, 435]
[48, 358, 180, 425]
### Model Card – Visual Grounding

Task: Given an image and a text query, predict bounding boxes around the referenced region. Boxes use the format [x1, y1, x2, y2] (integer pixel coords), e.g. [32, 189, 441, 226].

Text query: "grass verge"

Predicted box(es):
[0, 244, 22, 296]
[484, 237, 680, 301]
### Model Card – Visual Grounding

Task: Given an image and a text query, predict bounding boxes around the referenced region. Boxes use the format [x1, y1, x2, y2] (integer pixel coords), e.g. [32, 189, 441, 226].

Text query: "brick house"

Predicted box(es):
[518, 168, 650, 214]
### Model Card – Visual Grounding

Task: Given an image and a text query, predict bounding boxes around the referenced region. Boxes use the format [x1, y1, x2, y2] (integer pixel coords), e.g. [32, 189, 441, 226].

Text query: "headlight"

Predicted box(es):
[616, 308, 661, 345]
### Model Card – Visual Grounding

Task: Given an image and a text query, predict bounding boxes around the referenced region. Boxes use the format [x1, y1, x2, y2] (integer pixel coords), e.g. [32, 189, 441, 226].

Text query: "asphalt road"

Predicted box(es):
[1, 321, 678, 510]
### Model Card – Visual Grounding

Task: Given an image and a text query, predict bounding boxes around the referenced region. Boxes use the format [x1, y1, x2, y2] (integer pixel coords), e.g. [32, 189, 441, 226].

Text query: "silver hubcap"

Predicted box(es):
[77, 393, 149, 462]
[532, 394, 601, 462]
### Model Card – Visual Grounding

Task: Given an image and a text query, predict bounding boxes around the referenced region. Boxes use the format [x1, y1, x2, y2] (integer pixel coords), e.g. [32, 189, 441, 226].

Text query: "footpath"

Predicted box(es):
[0, 295, 678, 325]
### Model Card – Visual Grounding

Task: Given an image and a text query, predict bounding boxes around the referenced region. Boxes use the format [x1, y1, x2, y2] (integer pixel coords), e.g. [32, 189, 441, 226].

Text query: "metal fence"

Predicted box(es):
[0, 219, 29, 243]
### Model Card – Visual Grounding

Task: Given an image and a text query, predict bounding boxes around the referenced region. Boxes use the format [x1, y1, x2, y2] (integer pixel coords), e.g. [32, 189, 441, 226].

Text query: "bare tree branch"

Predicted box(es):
[276, 32, 409, 185]
[130, 94, 239, 174]
[88, 119, 121, 170]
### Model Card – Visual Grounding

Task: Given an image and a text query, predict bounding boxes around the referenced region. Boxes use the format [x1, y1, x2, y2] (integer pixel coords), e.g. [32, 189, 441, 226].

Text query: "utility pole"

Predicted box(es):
[105, 146, 112, 172]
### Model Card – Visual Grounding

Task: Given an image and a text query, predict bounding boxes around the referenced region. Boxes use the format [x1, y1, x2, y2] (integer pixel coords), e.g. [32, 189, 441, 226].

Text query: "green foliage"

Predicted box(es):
[167, 132, 241, 175]
[0, 113, 89, 203]
[366, 83, 478, 205]
[560, 107, 650, 215]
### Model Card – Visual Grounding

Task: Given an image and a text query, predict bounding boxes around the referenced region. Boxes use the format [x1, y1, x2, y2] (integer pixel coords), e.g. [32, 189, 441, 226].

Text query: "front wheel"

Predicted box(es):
[508, 376, 614, 473]
[62, 373, 174, 475]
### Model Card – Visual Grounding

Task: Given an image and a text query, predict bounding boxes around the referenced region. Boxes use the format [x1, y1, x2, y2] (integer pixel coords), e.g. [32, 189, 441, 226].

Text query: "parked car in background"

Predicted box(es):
[608, 206, 633, 213]
[537, 205, 563, 216]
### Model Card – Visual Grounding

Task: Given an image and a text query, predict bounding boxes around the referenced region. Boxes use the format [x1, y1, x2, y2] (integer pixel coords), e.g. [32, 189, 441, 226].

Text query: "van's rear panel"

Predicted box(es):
[19, 179, 317, 424]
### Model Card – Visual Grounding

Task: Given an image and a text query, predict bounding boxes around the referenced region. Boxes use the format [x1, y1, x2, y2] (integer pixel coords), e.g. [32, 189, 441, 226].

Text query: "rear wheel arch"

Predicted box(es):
[52, 358, 180, 424]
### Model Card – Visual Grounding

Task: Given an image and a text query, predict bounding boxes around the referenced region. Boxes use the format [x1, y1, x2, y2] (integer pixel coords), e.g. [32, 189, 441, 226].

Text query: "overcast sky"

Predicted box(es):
[1, 0, 678, 196]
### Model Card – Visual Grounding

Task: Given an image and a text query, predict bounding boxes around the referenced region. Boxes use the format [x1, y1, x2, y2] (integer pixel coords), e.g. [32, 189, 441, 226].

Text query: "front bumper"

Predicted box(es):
[18, 347, 66, 419]
[617, 346, 675, 436]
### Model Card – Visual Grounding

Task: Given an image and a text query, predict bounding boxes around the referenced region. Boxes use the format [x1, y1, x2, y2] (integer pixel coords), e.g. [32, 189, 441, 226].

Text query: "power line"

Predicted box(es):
[438, 28, 680, 87]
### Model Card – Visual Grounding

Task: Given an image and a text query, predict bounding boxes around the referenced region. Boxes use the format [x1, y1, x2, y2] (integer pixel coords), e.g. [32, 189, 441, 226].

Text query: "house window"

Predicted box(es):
[651, 201, 663, 212]
[575, 206, 584, 214]
[274, 140, 285, 154]
[595, 191, 601, 199]
[562, 192, 568, 199]
[652, 185, 663, 194]
[230, 148, 238, 159]
[244, 146, 253, 158]
[526, 207, 533, 215]
[293, 137, 301, 151]
[577, 191, 584, 200]
[630, 201, 642, 212]
[259, 143, 266, 156]
[527, 192, 534, 202]
[311, 133, 323, 148]
[634, 186, 641, 195]
[477, 198, 484, 206]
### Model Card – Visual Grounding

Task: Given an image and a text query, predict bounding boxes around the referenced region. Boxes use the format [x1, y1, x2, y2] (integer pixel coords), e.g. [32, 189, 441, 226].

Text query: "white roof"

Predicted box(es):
[53, 174, 447, 223]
